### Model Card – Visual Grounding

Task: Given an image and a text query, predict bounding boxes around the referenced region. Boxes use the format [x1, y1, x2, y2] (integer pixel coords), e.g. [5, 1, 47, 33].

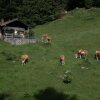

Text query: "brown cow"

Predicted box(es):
[41, 34, 52, 44]
[75, 49, 88, 60]
[59, 55, 65, 65]
[95, 51, 100, 61]
[41, 34, 48, 43]
[21, 54, 29, 65]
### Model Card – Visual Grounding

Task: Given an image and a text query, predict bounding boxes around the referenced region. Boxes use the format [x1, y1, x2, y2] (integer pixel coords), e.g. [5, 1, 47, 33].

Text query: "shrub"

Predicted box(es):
[63, 75, 72, 84]
[62, 71, 72, 84]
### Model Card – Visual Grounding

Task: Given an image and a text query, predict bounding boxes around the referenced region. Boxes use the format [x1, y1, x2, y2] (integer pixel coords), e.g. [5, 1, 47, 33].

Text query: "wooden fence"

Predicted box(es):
[4, 33, 36, 45]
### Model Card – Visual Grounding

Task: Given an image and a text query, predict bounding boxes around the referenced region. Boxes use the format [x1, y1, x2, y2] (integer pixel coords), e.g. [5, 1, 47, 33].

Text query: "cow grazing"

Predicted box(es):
[75, 49, 82, 59]
[21, 54, 29, 65]
[41, 34, 52, 44]
[41, 34, 48, 43]
[95, 51, 100, 61]
[75, 49, 88, 60]
[60, 55, 65, 65]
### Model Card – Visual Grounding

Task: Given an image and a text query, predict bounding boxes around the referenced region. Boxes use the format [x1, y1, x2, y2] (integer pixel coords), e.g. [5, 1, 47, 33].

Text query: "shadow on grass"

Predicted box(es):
[34, 87, 78, 100]
[0, 92, 12, 100]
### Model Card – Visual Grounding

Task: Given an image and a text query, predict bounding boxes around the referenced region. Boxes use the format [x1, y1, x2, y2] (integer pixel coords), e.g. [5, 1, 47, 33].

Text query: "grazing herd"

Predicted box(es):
[20, 34, 100, 65]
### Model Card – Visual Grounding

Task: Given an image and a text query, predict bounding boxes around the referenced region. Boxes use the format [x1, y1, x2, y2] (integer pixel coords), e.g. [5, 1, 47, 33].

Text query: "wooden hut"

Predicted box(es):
[0, 19, 36, 45]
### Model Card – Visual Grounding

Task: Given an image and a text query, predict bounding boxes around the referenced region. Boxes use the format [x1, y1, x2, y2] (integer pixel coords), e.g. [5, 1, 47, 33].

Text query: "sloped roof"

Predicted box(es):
[0, 18, 18, 26]
[0, 18, 28, 30]
[0, 18, 28, 27]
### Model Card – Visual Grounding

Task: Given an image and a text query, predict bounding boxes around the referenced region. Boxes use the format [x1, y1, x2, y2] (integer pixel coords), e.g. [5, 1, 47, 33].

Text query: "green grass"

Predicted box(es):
[0, 8, 100, 100]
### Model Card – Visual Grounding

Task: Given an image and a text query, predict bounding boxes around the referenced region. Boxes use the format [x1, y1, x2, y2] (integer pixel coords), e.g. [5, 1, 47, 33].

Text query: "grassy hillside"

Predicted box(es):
[0, 8, 100, 100]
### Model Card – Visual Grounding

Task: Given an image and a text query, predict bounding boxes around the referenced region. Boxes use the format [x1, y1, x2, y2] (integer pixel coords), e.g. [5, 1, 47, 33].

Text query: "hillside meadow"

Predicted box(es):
[0, 8, 100, 100]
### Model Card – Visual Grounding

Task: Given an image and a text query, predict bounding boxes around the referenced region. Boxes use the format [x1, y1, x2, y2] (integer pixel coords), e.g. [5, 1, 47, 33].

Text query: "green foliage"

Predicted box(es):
[93, 0, 100, 7]
[66, 0, 85, 10]
[0, 0, 66, 27]
[84, 0, 93, 9]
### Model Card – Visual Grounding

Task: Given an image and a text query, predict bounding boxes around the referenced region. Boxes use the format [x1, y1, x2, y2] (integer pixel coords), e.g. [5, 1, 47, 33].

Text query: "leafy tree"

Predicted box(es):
[84, 0, 93, 9]
[0, 0, 99, 27]
[66, 0, 85, 10]
[93, 0, 100, 7]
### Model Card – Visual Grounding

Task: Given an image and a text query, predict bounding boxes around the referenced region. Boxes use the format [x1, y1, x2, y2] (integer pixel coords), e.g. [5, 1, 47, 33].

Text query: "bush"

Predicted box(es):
[62, 71, 72, 84]
[63, 75, 72, 84]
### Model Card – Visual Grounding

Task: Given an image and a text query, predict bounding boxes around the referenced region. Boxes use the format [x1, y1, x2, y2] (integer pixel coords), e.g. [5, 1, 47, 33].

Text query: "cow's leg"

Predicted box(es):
[60, 59, 62, 65]
[24, 59, 28, 64]
[97, 57, 99, 61]
[96, 55, 99, 61]
[75, 54, 78, 58]
[22, 60, 25, 65]
[62, 60, 65, 65]
[79, 54, 81, 59]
